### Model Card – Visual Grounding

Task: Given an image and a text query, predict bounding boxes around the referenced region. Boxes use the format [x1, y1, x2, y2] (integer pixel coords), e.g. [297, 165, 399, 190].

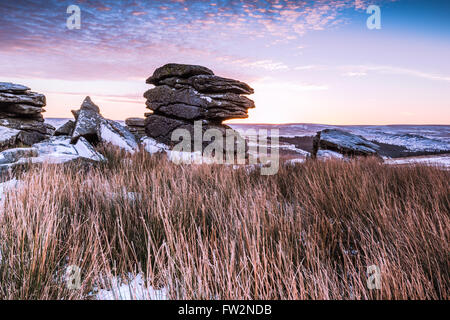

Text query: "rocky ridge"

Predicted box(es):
[0, 89, 141, 174]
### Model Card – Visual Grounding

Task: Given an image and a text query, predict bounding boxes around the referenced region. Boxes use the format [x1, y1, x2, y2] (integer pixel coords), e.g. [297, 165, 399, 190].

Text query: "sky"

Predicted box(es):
[0, 0, 449, 124]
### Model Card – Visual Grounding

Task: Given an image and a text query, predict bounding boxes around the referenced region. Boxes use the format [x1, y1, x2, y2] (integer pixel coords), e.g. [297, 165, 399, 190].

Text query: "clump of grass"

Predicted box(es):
[0, 147, 448, 299]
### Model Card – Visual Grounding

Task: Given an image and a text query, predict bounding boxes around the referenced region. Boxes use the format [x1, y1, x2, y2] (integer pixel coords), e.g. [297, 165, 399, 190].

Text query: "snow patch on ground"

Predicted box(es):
[31, 136, 105, 164]
[317, 150, 345, 159]
[74, 137, 105, 162]
[285, 158, 306, 165]
[278, 143, 310, 156]
[99, 122, 137, 154]
[0, 126, 20, 145]
[167, 151, 206, 164]
[95, 273, 167, 300]
[141, 137, 169, 154]
[384, 155, 450, 169]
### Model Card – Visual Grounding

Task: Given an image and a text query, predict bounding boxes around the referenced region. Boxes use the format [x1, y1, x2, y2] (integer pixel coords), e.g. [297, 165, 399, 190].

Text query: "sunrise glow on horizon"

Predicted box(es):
[1, 0, 449, 125]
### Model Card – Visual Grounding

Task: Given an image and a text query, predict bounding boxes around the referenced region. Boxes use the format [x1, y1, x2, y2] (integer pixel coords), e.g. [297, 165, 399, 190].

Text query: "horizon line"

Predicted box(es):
[43, 118, 450, 127]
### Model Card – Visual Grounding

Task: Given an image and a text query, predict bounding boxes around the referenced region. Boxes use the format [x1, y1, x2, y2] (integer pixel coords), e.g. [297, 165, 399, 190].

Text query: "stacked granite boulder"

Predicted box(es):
[144, 64, 254, 150]
[0, 82, 54, 147]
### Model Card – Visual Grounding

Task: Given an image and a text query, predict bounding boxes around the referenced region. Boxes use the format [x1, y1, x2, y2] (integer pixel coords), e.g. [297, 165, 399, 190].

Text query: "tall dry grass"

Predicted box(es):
[0, 146, 448, 299]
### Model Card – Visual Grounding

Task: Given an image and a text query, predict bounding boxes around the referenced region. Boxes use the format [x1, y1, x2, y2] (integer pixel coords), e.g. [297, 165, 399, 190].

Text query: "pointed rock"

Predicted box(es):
[71, 108, 103, 143]
[80, 96, 101, 113]
[70, 97, 138, 153]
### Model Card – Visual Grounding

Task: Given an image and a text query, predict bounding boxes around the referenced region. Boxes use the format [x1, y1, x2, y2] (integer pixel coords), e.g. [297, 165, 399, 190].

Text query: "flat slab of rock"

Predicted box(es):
[0, 91, 46, 107]
[313, 129, 380, 157]
[159, 75, 254, 95]
[125, 118, 145, 127]
[146, 63, 214, 85]
[141, 137, 170, 154]
[0, 82, 30, 93]
[1, 104, 44, 115]
[0, 118, 54, 135]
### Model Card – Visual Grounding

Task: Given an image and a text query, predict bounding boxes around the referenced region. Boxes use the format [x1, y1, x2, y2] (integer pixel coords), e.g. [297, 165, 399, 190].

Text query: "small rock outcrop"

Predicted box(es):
[68, 97, 138, 153]
[125, 118, 146, 139]
[0, 82, 54, 147]
[144, 64, 254, 150]
[313, 129, 380, 158]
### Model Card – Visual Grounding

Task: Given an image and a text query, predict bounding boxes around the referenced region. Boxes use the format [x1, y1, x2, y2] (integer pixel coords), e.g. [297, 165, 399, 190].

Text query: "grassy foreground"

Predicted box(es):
[0, 146, 448, 299]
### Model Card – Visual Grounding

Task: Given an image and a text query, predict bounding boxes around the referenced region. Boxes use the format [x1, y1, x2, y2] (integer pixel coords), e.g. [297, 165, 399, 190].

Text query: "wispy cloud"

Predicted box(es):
[252, 77, 329, 91]
[341, 65, 450, 82]
[244, 60, 289, 71]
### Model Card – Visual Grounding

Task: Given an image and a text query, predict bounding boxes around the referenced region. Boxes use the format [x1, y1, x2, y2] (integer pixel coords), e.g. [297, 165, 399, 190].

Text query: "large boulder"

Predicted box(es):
[0, 91, 46, 106]
[312, 129, 380, 158]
